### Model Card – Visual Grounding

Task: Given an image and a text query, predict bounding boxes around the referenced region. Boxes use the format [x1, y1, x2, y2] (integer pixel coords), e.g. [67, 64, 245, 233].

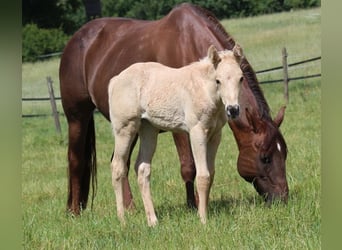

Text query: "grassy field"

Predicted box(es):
[22, 8, 321, 249]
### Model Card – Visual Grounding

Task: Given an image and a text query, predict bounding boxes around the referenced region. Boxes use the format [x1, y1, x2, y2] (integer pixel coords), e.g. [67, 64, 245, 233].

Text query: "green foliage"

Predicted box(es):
[101, 0, 321, 20]
[22, 0, 64, 28]
[22, 24, 69, 62]
[23, 0, 86, 34]
[102, 0, 176, 20]
[22, 0, 322, 32]
[22, 0, 321, 63]
[284, 0, 321, 9]
[56, 0, 87, 34]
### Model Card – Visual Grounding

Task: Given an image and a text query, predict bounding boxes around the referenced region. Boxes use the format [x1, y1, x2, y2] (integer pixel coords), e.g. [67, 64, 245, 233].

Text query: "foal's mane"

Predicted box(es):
[184, 3, 271, 119]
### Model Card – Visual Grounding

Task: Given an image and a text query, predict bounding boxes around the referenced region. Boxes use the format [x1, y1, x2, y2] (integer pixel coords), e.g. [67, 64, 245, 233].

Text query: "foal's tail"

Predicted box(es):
[84, 114, 97, 210]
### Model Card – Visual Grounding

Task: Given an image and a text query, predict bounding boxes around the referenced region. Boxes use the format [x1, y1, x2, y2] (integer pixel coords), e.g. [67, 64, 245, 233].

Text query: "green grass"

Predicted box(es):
[22, 8, 321, 249]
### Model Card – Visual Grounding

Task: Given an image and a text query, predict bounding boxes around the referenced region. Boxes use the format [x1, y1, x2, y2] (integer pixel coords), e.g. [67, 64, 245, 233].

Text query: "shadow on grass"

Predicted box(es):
[153, 188, 301, 223]
[153, 194, 266, 223]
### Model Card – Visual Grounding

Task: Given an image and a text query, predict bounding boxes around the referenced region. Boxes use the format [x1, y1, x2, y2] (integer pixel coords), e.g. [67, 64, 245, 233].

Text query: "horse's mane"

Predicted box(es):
[183, 3, 271, 119]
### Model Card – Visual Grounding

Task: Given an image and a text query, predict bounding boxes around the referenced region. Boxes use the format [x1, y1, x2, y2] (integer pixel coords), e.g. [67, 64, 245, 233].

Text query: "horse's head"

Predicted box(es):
[208, 45, 244, 119]
[231, 106, 289, 203]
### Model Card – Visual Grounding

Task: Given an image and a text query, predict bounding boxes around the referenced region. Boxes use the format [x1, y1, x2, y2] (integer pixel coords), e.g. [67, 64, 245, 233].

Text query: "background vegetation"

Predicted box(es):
[22, 0, 320, 62]
[22, 7, 321, 249]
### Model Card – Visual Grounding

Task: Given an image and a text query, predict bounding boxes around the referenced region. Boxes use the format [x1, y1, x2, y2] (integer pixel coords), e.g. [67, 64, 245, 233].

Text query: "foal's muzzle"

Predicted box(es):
[227, 104, 240, 119]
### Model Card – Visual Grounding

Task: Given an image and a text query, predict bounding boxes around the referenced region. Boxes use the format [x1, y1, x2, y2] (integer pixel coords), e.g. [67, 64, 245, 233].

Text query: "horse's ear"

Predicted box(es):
[273, 106, 286, 128]
[208, 45, 221, 69]
[233, 44, 244, 64]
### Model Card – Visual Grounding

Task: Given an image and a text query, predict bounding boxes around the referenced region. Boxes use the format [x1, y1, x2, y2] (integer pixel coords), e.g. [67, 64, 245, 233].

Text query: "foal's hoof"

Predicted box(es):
[118, 216, 126, 226]
[147, 216, 158, 227]
[200, 216, 207, 224]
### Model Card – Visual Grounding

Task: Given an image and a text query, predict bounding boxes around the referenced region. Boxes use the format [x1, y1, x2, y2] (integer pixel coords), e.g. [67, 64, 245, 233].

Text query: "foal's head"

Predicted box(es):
[208, 45, 244, 119]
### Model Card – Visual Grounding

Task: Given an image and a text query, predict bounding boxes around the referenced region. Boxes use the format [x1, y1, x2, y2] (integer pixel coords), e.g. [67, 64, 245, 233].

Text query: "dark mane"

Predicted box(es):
[186, 3, 271, 119]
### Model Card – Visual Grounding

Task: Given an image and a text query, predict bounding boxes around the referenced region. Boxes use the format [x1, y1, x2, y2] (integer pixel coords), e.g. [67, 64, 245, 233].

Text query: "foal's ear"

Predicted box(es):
[233, 43, 244, 64]
[273, 106, 286, 128]
[208, 45, 221, 69]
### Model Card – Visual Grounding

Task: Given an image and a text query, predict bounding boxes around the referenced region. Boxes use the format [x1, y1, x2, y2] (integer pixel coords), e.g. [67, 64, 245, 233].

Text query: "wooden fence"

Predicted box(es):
[22, 48, 321, 133]
[257, 48, 321, 104]
[22, 76, 62, 133]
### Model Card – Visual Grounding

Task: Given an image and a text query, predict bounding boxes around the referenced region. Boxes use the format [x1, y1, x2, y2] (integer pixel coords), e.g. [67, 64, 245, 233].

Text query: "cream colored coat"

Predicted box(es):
[108, 45, 243, 226]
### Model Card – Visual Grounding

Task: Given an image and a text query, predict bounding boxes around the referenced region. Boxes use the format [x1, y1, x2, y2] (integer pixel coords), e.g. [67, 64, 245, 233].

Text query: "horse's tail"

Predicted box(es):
[84, 114, 97, 210]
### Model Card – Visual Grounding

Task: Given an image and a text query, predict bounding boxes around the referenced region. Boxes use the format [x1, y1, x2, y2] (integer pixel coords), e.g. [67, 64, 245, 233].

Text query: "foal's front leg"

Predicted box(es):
[189, 125, 212, 224]
[135, 121, 159, 227]
[206, 129, 222, 194]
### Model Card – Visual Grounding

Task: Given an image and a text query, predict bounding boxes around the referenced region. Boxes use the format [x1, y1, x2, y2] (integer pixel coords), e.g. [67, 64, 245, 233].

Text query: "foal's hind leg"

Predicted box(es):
[123, 135, 138, 210]
[135, 121, 159, 226]
[111, 120, 139, 224]
[110, 134, 138, 210]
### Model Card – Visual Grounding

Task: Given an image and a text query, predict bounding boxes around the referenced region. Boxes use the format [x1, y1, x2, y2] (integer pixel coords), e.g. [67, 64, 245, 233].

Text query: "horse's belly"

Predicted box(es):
[141, 109, 188, 132]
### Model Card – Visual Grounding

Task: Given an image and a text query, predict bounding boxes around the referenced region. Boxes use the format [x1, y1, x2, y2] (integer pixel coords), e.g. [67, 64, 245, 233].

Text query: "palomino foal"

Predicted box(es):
[108, 45, 244, 226]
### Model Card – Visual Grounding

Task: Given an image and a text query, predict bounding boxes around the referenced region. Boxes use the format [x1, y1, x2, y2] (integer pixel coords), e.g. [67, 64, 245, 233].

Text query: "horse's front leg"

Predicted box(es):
[172, 132, 197, 208]
[135, 121, 159, 227]
[189, 125, 212, 224]
[111, 120, 139, 224]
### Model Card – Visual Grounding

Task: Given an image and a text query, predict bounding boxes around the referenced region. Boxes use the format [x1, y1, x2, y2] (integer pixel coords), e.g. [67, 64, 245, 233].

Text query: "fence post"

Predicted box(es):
[46, 76, 62, 134]
[282, 47, 289, 104]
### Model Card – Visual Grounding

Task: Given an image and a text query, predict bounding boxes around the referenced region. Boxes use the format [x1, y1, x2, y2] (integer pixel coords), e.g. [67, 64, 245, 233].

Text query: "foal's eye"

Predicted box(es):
[216, 79, 221, 84]
[239, 76, 244, 83]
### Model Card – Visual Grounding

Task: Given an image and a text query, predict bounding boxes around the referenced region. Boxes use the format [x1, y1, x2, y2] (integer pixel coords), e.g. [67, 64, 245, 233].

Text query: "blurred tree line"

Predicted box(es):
[22, 0, 320, 62]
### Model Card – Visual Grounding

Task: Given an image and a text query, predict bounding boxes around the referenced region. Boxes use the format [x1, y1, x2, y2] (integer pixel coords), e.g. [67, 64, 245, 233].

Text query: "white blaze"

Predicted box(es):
[277, 142, 282, 152]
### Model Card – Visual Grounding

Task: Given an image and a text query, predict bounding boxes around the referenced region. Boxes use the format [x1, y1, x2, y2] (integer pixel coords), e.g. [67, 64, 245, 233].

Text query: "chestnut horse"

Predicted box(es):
[59, 3, 288, 215]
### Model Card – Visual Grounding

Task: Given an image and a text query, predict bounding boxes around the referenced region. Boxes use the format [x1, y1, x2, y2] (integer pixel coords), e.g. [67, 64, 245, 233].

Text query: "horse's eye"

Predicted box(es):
[216, 79, 221, 84]
[239, 76, 243, 83]
[261, 156, 271, 164]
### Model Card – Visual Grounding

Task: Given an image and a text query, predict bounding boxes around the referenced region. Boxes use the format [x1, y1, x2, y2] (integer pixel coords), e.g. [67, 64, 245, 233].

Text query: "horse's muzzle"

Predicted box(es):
[227, 104, 240, 119]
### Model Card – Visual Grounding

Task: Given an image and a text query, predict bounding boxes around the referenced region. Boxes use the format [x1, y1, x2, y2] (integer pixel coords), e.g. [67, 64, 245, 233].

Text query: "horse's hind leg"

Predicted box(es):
[172, 133, 197, 208]
[135, 121, 159, 226]
[111, 120, 139, 223]
[66, 110, 96, 215]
